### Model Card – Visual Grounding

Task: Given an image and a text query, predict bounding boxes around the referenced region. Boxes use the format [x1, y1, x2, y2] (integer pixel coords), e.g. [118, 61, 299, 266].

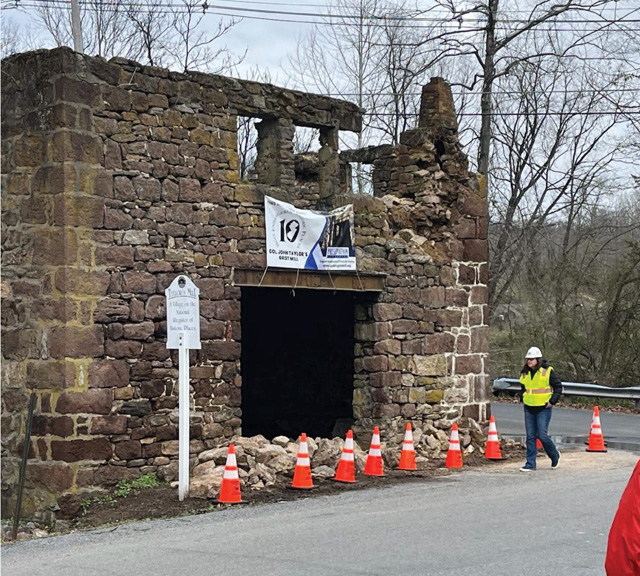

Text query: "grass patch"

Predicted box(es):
[81, 473, 161, 516]
[114, 473, 160, 498]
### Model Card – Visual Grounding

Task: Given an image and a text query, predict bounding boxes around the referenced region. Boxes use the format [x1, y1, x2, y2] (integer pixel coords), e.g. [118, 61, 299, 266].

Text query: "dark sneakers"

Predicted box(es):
[520, 464, 535, 472]
[551, 453, 561, 469]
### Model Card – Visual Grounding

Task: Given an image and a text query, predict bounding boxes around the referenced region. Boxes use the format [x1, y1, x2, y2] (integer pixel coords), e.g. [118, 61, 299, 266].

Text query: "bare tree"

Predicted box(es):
[237, 115, 259, 181]
[234, 67, 273, 180]
[501, 195, 640, 385]
[403, 1, 640, 320]
[1, 13, 44, 58]
[1, 15, 21, 57]
[287, 0, 386, 147]
[371, 12, 429, 144]
[164, 0, 243, 73]
[430, 0, 636, 179]
[293, 128, 321, 154]
[488, 48, 633, 309]
[125, 1, 173, 67]
[1, 15, 24, 57]
[29, 0, 242, 74]
[286, 0, 441, 193]
[35, 0, 143, 60]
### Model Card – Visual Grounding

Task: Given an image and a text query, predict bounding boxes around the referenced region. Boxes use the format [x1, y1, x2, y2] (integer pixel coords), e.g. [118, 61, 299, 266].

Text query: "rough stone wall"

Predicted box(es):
[345, 78, 489, 445]
[1, 48, 488, 522]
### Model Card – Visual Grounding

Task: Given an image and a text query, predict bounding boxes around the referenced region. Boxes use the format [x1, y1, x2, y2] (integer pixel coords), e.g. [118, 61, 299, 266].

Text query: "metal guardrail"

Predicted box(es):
[492, 378, 640, 409]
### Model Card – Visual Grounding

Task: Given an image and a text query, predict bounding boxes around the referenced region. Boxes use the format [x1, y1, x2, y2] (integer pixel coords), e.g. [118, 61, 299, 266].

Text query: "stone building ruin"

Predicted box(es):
[1, 47, 489, 521]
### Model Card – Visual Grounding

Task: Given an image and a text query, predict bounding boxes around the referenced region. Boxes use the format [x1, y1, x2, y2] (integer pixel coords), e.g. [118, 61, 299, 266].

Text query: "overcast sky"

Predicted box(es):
[4, 1, 638, 85]
[1, 3, 329, 83]
[224, 17, 310, 76]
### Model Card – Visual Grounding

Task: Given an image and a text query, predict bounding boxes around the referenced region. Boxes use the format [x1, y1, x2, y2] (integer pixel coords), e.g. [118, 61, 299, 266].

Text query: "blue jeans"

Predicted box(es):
[524, 406, 560, 469]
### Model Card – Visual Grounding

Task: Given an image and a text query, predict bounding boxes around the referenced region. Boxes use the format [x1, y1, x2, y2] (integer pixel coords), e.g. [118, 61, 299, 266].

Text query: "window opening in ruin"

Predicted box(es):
[349, 162, 373, 195]
[241, 287, 355, 439]
[293, 127, 321, 183]
[237, 115, 259, 180]
[293, 126, 320, 154]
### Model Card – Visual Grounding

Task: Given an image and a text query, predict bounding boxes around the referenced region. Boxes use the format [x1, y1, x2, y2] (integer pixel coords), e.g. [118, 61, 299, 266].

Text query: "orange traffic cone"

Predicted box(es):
[397, 423, 417, 470]
[218, 444, 246, 504]
[485, 415, 505, 460]
[290, 433, 315, 489]
[586, 406, 607, 452]
[445, 422, 463, 468]
[333, 430, 356, 483]
[364, 426, 384, 476]
[536, 438, 544, 450]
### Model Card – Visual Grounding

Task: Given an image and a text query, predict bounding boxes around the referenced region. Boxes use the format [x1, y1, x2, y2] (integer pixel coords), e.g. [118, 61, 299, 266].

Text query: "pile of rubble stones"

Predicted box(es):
[184, 426, 494, 498]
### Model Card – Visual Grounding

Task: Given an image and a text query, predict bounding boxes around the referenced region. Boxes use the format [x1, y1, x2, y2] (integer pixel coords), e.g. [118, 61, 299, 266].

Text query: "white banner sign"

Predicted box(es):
[265, 196, 356, 271]
[165, 275, 201, 350]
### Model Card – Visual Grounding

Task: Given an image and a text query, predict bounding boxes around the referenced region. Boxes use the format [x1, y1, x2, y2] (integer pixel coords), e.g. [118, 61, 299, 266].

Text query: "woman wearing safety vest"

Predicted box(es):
[519, 346, 563, 471]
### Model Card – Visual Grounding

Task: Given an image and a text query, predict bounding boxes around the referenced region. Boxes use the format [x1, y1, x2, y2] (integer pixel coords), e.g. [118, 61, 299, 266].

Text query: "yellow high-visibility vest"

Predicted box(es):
[520, 366, 554, 406]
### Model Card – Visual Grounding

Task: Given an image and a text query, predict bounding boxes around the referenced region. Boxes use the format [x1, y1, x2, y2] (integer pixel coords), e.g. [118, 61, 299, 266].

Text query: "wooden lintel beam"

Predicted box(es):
[234, 269, 384, 292]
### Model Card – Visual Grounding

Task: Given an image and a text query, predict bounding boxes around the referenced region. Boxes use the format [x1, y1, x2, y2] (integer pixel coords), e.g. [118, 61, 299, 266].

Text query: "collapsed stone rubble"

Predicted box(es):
[184, 425, 485, 498]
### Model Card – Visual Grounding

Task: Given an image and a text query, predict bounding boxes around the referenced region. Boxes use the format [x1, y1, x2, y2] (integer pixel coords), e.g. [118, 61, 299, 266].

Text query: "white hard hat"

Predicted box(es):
[525, 346, 543, 359]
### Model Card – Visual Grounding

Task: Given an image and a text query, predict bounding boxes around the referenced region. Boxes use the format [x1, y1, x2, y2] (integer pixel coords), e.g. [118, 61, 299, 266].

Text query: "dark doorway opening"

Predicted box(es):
[241, 287, 355, 439]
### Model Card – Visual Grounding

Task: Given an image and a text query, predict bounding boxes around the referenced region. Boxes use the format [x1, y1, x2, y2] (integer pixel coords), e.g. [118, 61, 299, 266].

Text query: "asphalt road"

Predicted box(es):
[3, 451, 638, 576]
[492, 403, 640, 450]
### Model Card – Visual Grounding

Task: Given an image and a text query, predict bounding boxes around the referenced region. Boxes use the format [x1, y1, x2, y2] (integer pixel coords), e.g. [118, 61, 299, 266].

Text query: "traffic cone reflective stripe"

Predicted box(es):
[364, 426, 384, 476]
[397, 423, 417, 470]
[586, 406, 607, 452]
[218, 444, 245, 504]
[445, 423, 463, 468]
[291, 433, 315, 489]
[333, 430, 356, 483]
[485, 415, 504, 460]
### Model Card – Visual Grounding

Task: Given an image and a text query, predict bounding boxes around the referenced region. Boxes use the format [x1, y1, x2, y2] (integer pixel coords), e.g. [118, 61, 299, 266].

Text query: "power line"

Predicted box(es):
[10, 0, 638, 11]
[12, 7, 640, 32]
[10, 0, 640, 30]
[18, 0, 640, 23]
[365, 111, 640, 117]
[323, 88, 640, 97]
[56, 0, 640, 16]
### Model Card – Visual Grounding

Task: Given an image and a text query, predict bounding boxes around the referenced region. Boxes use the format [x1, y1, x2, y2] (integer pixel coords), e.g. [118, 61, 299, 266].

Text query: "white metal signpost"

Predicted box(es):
[165, 275, 201, 501]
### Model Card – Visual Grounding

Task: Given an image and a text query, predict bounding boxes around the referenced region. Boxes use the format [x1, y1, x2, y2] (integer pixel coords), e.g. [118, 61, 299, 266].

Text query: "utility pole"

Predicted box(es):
[71, 0, 83, 53]
[477, 0, 498, 185]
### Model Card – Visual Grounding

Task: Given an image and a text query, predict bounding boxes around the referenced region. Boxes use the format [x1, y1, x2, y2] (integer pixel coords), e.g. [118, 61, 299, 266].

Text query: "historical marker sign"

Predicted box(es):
[165, 275, 201, 501]
[165, 275, 201, 350]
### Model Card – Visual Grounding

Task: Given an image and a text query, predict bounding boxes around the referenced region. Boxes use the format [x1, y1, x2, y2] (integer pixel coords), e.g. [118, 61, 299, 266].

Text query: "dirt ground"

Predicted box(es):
[9, 395, 636, 541]
[62, 395, 638, 535]
[69, 440, 640, 536]
[55, 447, 521, 535]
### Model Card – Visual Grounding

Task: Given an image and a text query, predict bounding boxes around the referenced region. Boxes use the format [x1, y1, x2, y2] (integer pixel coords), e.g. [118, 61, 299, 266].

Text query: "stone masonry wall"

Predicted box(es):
[347, 79, 489, 448]
[1, 48, 488, 521]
